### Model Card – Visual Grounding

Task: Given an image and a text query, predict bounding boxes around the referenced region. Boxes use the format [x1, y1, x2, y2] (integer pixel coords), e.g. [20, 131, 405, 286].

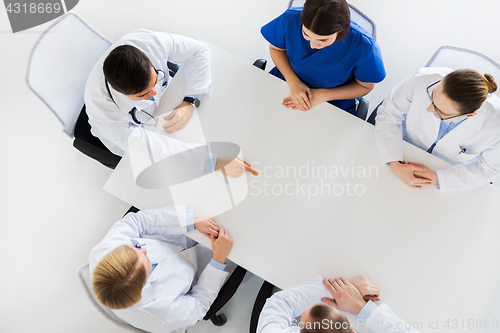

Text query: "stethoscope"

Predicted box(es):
[105, 68, 167, 125]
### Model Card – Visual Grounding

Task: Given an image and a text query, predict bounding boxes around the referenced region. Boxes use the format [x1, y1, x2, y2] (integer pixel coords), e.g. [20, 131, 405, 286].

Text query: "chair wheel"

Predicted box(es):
[209, 313, 227, 326]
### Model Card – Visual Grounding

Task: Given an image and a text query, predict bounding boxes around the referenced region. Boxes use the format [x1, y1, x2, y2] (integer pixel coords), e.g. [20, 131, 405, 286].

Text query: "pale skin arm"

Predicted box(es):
[389, 161, 435, 189]
[269, 44, 312, 111]
[348, 275, 381, 301]
[211, 228, 233, 264]
[282, 79, 375, 110]
[163, 101, 194, 134]
[321, 277, 367, 315]
[269, 44, 376, 112]
[408, 162, 439, 185]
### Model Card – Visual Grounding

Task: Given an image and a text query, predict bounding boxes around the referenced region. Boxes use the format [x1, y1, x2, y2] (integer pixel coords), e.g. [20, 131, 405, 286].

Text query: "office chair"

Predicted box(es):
[26, 13, 122, 168]
[368, 45, 500, 125]
[426, 45, 500, 98]
[286, 1, 377, 120]
[80, 205, 247, 329]
[249, 280, 276, 333]
[77, 263, 149, 332]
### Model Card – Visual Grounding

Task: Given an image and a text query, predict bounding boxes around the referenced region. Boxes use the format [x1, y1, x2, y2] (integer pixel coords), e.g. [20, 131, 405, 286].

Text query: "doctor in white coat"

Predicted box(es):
[89, 205, 234, 333]
[374, 67, 500, 191]
[84, 29, 257, 177]
[85, 29, 209, 161]
[257, 276, 421, 333]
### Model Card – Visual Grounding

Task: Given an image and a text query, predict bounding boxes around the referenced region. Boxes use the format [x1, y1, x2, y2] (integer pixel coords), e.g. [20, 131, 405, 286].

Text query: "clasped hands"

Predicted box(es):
[283, 79, 328, 112]
[321, 276, 380, 316]
[194, 215, 233, 264]
[389, 161, 438, 189]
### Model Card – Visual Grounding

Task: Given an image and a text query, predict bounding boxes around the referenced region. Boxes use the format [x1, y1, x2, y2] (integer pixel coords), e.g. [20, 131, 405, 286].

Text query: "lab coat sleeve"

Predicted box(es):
[85, 91, 204, 167]
[150, 31, 211, 96]
[89, 206, 189, 269]
[435, 142, 500, 191]
[257, 276, 331, 333]
[364, 303, 421, 333]
[374, 75, 417, 164]
[157, 264, 229, 332]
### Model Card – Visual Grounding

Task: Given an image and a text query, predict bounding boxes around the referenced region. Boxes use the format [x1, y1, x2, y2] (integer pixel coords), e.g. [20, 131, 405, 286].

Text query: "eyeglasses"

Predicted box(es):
[426, 80, 469, 121]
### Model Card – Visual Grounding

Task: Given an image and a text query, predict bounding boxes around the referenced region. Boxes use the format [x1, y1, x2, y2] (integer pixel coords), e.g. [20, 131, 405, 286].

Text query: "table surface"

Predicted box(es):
[104, 43, 500, 333]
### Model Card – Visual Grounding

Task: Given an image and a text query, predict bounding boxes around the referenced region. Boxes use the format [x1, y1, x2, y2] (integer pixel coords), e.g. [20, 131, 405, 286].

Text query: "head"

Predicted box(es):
[103, 45, 158, 100]
[300, 0, 350, 49]
[92, 245, 152, 309]
[428, 69, 497, 120]
[299, 303, 353, 333]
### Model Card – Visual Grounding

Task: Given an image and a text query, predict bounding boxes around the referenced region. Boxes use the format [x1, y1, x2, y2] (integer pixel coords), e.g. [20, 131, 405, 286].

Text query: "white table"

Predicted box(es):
[104, 43, 500, 333]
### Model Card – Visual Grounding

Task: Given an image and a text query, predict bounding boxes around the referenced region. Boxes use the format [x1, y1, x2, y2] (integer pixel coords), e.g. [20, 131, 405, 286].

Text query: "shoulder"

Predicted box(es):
[116, 29, 170, 51]
[343, 22, 382, 61]
[411, 67, 453, 83]
[482, 94, 500, 125]
[345, 22, 376, 49]
[267, 8, 302, 29]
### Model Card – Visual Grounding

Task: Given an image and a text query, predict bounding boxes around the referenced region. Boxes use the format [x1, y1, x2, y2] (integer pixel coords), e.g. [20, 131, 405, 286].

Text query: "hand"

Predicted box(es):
[194, 215, 219, 239]
[163, 101, 194, 134]
[211, 227, 233, 264]
[282, 89, 328, 111]
[321, 277, 367, 315]
[287, 79, 312, 111]
[348, 276, 380, 301]
[389, 161, 432, 189]
[215, 157, 259, 178]
[408, 162, 439, 185]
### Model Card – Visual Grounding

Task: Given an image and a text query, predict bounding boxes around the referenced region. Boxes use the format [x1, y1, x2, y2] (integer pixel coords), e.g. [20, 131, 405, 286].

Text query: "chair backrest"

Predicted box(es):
[426, 46, 500, 98]
[77, 264, 149, 332]
[26, 13, 111, 136]
[287, 1, 376, 39]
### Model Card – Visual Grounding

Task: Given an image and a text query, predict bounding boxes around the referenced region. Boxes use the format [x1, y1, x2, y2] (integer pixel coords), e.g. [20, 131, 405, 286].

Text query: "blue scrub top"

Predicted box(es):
[261, 8, 386, 114]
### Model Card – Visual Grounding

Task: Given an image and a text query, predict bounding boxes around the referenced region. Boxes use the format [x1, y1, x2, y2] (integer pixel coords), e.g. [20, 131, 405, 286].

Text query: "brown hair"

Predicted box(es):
[103, 45, 153, 95]
[92, 245, 147, 309]
[300, 0, 350, 39]
[442, 69, 497, 114]
[301, 304, 351, 333]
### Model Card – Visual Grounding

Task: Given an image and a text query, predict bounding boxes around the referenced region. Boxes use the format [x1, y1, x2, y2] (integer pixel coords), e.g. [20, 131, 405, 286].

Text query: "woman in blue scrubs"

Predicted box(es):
[261, 0, 386, 114]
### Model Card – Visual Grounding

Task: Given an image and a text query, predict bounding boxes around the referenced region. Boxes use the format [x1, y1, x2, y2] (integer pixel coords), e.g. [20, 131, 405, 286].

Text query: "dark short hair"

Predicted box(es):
[301, 304, 351, 333]
[442, 69, 498, 115]
[103, 45, 152, 95]
[300, 0, 350, 39]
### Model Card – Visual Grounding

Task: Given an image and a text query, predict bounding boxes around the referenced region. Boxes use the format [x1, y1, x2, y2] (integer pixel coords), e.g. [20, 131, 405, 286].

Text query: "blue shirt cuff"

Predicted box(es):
[209, 258, 227, 271]
[357, 300, 378, 322]
[186, 93, 204, 100]
[186, 209, 195, 231]
[204, 153, 217, 173]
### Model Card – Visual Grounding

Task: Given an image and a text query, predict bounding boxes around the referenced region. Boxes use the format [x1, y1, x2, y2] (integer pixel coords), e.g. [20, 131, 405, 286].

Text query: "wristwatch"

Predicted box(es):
[183, 96, 200, 108]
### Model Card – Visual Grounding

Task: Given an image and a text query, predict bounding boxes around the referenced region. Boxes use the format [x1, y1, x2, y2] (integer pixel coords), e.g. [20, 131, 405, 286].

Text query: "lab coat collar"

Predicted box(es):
[133, 244, 198, 307]
[441, 109, 486, 141]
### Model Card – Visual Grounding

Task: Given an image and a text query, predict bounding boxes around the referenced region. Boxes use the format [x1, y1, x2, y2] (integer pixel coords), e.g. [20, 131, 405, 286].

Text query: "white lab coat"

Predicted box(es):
[89, 206, 229, 333]
[374, 67, 500, 191]
[84, 29, 211, 163]
[257, 276, 420, 333]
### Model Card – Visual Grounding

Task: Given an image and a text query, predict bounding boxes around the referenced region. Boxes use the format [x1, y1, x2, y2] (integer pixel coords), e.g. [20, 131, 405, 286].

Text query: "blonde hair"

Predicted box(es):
[92, 245, 147, 309]
[301, 303, 351, 333]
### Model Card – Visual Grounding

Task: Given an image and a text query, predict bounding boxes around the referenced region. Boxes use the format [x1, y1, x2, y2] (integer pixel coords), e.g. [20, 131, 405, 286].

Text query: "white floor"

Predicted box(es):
[1, 1, 500, 332]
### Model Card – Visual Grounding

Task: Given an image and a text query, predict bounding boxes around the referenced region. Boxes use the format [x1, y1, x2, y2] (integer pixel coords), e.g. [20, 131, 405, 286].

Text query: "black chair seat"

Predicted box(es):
[73, 106, 122, 169]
